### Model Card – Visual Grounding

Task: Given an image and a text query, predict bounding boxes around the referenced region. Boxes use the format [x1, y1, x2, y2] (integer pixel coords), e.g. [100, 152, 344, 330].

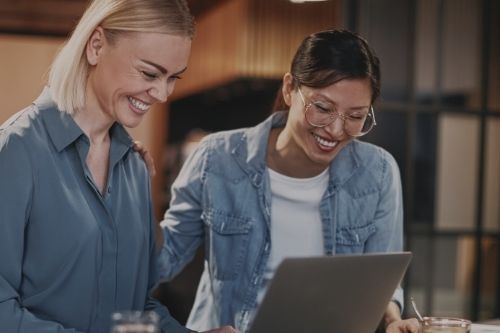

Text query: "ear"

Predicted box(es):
[86, 27, 106, 66]
[282, 72, 295, 107]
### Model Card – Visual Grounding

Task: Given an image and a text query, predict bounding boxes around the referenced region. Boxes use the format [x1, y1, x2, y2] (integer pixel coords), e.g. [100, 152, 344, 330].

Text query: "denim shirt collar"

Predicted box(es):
[35, 87, 134, 154]
[231, 110, 360, 191]
[326, 142, 360, 196]
[230, 111, 286, 188]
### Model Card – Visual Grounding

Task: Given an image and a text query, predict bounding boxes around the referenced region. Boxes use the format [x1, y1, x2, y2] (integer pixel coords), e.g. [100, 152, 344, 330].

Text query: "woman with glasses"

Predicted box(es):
[159, 29, 419, 333]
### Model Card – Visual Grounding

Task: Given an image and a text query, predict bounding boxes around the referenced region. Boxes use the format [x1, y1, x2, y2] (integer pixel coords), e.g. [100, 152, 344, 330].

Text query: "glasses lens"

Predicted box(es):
[305, 103, 336, 127]
[306, 103, 376, 137]
[347, 113, 374, 137]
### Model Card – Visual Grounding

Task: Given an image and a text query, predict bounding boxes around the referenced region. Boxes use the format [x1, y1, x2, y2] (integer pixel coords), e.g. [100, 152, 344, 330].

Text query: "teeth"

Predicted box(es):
[128, 97, 150, 111]
[313, 134, 337, 148]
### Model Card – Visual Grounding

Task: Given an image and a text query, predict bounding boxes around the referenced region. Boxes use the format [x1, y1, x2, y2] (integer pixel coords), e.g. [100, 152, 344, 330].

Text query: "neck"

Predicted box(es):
[266, 127, 327, 178]
[73, 86, 114, 144]
[73, 109, 113, 145]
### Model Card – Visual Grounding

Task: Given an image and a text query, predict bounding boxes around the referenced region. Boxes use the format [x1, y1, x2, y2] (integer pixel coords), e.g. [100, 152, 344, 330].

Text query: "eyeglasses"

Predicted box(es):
[297, 87, 376, 137]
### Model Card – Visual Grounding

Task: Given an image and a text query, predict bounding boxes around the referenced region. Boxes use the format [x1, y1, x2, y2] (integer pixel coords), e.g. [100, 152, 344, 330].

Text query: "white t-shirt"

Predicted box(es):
[255, 166, 329, 307]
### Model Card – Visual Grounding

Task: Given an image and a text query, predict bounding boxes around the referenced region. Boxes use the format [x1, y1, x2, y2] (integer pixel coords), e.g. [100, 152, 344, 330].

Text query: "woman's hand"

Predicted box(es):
[133, 141, 156, 177]
[383, 302, 420, 332]
[385, 318, 420, 333]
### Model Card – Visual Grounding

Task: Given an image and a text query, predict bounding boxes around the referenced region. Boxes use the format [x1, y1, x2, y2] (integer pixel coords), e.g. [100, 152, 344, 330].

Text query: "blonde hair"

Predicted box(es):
[48, 0, 195, 114]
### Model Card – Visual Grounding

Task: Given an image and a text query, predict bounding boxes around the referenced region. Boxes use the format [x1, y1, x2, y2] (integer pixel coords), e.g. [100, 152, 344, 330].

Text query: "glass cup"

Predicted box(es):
[420, 316, 472, 333]
[110, 311, 159, 333]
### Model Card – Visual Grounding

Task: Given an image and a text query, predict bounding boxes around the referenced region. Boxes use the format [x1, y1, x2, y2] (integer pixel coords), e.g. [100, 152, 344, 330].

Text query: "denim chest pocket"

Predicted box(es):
[335, 223, 376, 254]
[202, 208, 253, 280]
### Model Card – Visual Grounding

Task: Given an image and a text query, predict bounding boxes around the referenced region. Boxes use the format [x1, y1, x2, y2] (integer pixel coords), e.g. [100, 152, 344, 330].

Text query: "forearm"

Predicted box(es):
[0, 299, 84, 333]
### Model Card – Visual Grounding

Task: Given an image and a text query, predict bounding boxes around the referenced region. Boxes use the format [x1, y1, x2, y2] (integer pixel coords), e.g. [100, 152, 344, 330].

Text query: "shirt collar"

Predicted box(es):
[231, 111, 286, 185]
[35, 87, 134, 152]
[36, 87, 85, 152]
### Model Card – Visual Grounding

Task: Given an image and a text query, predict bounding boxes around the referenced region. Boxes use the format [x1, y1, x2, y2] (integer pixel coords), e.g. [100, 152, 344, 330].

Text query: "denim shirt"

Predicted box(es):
[159, 111, 404, 332]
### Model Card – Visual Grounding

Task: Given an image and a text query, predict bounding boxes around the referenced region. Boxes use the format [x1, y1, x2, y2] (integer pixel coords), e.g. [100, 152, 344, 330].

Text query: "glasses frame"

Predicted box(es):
[297, 87, 377, 137]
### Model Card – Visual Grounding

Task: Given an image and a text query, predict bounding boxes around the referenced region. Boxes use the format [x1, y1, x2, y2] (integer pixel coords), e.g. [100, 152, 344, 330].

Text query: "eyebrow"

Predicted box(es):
[140, 59, 188, 76]
[348, 106, 371, 111]
[314, 93, 370, 110]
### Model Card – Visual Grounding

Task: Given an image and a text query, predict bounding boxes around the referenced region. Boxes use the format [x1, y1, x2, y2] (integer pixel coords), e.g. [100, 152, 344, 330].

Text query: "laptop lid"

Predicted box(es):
[248, 252, 412, 333]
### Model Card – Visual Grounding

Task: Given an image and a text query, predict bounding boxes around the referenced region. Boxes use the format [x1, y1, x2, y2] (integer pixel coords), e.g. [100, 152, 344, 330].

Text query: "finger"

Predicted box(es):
[133, 141, 156, 177]
[145, 154, 157, 177]
[133, 140, 144, 152]
[401, 319, 419, 333]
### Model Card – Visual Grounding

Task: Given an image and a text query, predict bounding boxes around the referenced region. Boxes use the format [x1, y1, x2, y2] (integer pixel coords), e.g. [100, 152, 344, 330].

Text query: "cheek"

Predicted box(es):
[288, 105, 308, 127]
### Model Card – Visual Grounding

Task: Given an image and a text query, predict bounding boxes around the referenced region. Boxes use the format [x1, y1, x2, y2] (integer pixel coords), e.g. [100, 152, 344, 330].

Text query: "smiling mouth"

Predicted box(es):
[312, 133, 338, 149]
[128, 96, 151, 113]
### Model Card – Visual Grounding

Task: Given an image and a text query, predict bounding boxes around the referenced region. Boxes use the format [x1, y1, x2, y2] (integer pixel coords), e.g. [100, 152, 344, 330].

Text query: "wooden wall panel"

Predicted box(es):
[0, 0, 87, 36]
[242, 0, 340, 78]
[0, 34, 63, 123]
[172, 0, 340, 99]
[171, 0, 247, 99]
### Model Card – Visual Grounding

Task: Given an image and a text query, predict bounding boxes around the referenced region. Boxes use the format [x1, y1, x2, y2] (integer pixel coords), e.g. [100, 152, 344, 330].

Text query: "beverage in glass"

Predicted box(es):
[110, 311, 159, 333]
[421, 317, 471, 333]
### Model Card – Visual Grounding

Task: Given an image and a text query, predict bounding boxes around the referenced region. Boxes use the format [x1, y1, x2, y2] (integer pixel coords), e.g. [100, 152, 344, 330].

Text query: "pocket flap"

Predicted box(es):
[203, 208, 252, 235]
[336, 223, 376, 245]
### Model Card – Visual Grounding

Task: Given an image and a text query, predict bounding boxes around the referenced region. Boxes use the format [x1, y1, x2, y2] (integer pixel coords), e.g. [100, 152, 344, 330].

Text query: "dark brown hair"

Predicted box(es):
[273, 29, 380, 112]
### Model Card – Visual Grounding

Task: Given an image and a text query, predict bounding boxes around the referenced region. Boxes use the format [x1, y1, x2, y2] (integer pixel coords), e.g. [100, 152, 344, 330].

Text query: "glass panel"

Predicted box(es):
[483, 118, 500, 232]
[488, 0, 500, 111]
[441, 0, 482, 108]
[357, 0, 413, 102]
[435, 114, 480, 231]
[433, 236, 474, 317]
[414, 0, 439, 104]
[407, 235, 475, 318]
[415, 0, 482, 108]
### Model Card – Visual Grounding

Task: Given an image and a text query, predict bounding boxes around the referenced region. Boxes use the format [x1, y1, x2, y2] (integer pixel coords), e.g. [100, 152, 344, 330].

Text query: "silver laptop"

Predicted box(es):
[248, 252, 412, 333]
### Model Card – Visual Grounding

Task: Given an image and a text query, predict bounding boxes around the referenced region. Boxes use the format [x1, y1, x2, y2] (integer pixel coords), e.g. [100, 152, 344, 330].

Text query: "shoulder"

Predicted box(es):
[182, 126, 259, 181]
[0, 105, 42, 154]
[201, 127, 249, 152]
[349, 140, 401, 191]
[0, 107, 40, 180]
[1, 105, 39, 135]
[351, 140, 399, 172]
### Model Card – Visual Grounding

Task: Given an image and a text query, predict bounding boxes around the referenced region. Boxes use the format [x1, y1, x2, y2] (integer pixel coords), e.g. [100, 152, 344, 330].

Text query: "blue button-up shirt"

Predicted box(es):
[0, 89, 187, 333]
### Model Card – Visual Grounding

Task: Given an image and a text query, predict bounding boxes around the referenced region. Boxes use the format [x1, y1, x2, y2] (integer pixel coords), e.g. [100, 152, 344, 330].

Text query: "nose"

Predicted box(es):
[148, 81, 169, 103]
[324, 115, 346, 137]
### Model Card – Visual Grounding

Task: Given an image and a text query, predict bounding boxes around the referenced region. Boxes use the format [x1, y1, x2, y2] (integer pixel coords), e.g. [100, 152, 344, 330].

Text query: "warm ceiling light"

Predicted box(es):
[289, 0, 328, 3]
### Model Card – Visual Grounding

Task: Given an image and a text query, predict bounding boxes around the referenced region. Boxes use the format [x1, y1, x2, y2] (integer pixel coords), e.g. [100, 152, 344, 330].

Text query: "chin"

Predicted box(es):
[310, 142, 347, 166]
[119, 112, 145, 128]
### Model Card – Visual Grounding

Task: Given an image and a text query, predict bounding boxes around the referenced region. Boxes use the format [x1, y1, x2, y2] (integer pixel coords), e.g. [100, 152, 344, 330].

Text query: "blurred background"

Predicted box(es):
[1, 0, 499, 325]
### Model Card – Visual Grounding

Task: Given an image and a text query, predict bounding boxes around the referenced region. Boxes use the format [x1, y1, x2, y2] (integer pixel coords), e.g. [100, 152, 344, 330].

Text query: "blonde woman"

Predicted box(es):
[0, 1, 234, 332]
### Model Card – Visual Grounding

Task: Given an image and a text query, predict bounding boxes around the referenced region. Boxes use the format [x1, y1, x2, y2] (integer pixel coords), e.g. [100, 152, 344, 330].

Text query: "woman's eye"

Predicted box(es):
[141, 71, 158, 80]
[168, 75, 183, 82]
[348, 113, 366, 120]
[313, 103, 331, 113]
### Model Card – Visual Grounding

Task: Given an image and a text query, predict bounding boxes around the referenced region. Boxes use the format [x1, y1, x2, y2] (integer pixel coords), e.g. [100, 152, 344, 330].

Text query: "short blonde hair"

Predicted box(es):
[48, 0, 195, 114]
